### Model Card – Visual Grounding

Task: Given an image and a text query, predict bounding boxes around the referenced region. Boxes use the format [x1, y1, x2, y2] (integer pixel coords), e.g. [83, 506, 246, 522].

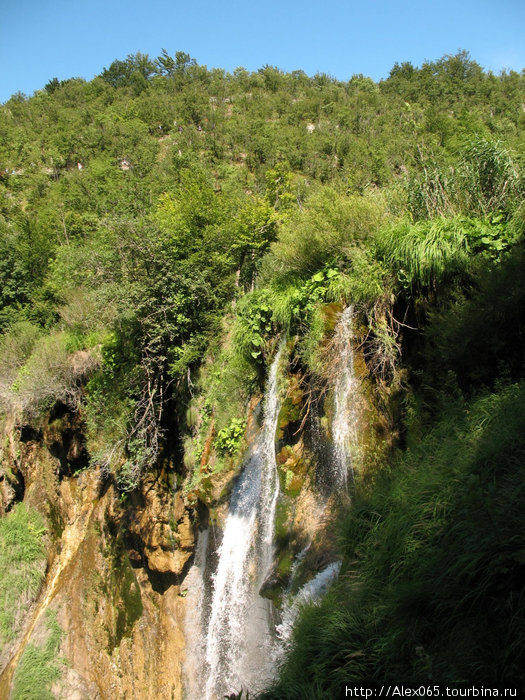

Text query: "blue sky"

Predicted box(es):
[1, 0, 524, 103]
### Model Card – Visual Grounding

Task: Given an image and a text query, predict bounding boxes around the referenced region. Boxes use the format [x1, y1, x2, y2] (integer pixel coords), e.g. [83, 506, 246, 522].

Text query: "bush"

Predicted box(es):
[216, 417, 246, 455]
[0, 322, 41, 414]
[0, 330, 101, 421]
[266, 186, 387, 277]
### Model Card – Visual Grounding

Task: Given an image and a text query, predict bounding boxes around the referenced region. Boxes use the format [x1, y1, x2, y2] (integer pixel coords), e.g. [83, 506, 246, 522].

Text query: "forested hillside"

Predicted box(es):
[0, 50, 524, 697]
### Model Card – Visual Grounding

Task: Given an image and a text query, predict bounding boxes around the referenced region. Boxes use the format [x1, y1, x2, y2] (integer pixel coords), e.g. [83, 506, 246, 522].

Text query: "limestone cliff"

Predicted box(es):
[0, 405, 195, 700]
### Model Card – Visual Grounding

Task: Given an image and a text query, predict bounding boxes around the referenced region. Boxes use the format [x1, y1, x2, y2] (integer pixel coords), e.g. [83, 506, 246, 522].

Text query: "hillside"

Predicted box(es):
[0, 50, 524, 698]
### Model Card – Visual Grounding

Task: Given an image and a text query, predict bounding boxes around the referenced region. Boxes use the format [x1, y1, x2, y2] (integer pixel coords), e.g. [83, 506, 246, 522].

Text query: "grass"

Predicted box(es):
[0, 503, 47, 653]
[11, 610, 63, 700]
[375, 217, 470, 289]
[259, 382, 525, 697]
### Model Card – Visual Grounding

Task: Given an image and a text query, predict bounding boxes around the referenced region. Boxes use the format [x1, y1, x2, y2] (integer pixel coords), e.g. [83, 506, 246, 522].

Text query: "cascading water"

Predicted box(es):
[331, 305, 359, 487]
[276, 561, 342, 650]
[183, 528, 210, 695]
[188, 343, 283, 700]
[184, 313, 359, 696]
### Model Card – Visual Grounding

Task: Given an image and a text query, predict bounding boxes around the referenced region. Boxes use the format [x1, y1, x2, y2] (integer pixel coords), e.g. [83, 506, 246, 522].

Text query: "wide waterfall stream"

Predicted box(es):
[185, 344, 283, 699]
[184, 308, 359, 697]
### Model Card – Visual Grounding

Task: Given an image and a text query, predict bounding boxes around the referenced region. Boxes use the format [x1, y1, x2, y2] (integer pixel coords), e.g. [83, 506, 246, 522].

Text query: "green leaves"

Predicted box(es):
[462, 214, 516, 259]
[215, 417, 247, 455]
[234, 291, 274, 363]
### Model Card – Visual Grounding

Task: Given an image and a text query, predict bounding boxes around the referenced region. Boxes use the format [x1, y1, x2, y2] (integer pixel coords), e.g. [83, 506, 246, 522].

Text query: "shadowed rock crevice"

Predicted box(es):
[19, 424, 42, 443]
[0, 466, 25, 512]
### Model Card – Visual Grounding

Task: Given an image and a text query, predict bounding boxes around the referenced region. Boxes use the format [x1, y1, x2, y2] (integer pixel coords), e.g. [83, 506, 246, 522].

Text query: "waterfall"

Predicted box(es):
[276, 561, 341, 649]
[184, 312, 359, 696]
[196, 343, 283, 700]
[183, 528, 210, 696]
[331, 305, 359, 487]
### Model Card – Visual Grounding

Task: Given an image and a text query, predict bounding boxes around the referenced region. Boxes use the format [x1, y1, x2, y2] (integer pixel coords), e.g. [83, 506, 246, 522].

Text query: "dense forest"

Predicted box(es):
[0, 49, 524, 698]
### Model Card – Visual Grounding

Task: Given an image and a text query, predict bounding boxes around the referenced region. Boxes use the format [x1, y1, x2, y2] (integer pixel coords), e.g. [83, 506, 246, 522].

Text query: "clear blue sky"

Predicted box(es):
[1, 0, 524, 103]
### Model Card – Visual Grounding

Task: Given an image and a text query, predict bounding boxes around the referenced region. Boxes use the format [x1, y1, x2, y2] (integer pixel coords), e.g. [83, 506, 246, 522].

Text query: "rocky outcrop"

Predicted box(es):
[124, 474, 195, 578]
[0, 406, 194, 700]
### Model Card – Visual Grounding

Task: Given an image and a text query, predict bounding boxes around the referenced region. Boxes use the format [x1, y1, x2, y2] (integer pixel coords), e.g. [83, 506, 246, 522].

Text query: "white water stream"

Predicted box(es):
[185, 344, 283, 699]
[276, 561, 342, 649]
[184, 311, 358, 696]
[331, 305, 359, 487]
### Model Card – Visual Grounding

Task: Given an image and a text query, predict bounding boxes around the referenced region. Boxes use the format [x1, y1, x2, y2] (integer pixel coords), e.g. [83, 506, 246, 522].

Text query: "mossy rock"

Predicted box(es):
[277, 371, 305, 441]
[277, 398, 302, 440]
[260, 549, 294, 608]
[285, 470, 303, 497]
[274, 499, 292, 549]
[320, 302, 343, 333]
[277, 442, 311, 496]
[104, 534, 143, 651]
[277, 444, 294, 466]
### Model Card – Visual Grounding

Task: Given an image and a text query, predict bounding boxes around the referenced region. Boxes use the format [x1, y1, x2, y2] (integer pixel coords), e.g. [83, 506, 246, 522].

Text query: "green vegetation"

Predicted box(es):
[0, 503, 47, 653]
[0, 48, 524, 688]
[260, 383, 525, 694]
[103, 533, 143, 651]
[11, 610, 64, 700]
[216, 418, 247, 455]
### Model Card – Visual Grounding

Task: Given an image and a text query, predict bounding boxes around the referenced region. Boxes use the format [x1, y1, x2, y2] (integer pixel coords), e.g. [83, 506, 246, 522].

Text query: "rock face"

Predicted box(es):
[0, 407, 194, 700]
[0, 323, 394, 699]
[124, 476, 195, 578]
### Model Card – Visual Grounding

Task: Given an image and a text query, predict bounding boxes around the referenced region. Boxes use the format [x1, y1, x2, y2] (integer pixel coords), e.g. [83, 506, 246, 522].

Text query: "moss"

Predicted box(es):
[261, 548, 295, 609]
[274, 500, 291, 550]
[277, 550, 293, 577]
[45, 499, 65, 540]
[104, 533, 143, 652]
[277, 444, 310, 497]
[114, 561, 142, 648]
[320, 302, 344, 334]
[276, 373, 304, 441]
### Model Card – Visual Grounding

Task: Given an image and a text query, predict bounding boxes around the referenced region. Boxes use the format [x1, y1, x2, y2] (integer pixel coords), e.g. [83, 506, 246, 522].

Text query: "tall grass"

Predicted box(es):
[407, 137, 522, 220]
[260, 382, 525, 696]
[0, 503, 47, 653]
[11, 610, 63, 700]
[375, 217, 470, 289]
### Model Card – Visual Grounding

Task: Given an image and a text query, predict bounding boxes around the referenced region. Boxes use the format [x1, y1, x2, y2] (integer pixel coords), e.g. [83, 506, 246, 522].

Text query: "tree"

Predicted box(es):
[100, 52, 155, 92]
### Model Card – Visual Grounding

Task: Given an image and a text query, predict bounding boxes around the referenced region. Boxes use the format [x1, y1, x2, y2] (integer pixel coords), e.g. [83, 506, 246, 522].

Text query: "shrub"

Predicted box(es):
[266, 186, 387, 277]
[0, 331, 101, 421]
[0, 322, 41, 414]
[216, 417, 246, 455]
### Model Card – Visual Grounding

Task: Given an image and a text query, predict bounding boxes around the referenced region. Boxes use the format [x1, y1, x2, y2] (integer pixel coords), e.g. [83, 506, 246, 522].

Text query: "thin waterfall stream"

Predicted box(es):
[331, 305, 359, 487]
